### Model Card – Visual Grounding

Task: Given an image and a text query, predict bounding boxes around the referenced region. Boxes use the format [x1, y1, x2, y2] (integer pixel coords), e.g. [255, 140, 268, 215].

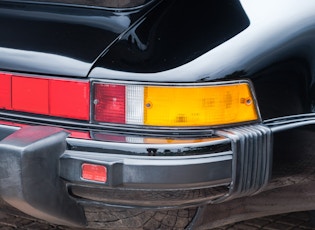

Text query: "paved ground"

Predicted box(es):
[216, 212, 315, 230]
[0, 210, 314, 229]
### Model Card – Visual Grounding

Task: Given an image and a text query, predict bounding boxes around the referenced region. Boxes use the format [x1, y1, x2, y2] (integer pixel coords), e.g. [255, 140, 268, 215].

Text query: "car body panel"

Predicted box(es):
[94, 0, 250, 73]
[90, 0, 315, 84]
[0, 0, 155, 77]
[0, 0, 315, 229]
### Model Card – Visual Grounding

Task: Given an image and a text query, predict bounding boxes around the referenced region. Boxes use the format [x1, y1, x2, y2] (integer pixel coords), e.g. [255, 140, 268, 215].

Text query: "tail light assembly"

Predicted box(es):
[0, 72, 260, 130]
[93, 81, 260, 127]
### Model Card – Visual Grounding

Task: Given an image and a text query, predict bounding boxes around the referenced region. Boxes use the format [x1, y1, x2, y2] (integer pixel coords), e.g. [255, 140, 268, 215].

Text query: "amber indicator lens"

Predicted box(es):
[144, 84, 258, 126]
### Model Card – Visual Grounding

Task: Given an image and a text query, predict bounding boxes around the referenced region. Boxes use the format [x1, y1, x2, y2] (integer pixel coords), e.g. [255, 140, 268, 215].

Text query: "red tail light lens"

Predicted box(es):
[94, 84, 125, 123]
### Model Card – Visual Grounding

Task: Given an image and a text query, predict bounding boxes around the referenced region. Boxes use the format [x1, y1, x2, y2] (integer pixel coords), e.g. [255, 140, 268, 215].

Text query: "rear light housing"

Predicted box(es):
[93, 80, 260, 127]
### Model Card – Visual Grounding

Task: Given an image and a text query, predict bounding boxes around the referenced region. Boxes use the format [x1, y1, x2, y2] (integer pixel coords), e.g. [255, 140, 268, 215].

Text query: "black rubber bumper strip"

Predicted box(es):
[0, 126, 86, 227]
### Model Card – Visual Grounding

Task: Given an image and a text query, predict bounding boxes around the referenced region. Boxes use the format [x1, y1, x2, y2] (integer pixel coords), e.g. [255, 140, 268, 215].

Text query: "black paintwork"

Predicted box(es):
[0, 0, 154, 77]
[15, 0, 151, 8]
[96, 0, 250, 73]
[250, 60, 311, 120]
[0, 0, 312, 136]
[0, 0, 249, 76]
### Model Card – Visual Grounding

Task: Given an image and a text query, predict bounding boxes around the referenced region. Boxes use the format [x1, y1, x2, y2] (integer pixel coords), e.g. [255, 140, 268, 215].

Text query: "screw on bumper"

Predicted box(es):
[0, 124, 273, 226]
[61, 125, 272, 207]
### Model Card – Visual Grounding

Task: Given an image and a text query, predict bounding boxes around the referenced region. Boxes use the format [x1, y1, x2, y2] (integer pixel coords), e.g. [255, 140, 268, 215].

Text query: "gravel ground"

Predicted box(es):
[0, 208, 314, 230]
[216, 212, 315, 230]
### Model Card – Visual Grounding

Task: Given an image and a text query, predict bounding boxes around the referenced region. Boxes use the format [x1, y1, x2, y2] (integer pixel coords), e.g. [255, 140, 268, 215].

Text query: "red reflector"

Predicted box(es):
[82, 163, 107, 183]
[50, 79, 90, 120]
[69, 130, 91, 139]
[94, 84, 125, 123]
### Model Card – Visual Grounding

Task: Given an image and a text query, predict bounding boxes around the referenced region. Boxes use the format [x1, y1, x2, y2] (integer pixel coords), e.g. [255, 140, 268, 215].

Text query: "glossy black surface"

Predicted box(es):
[96, 0, 250, 73]
[0, 1, 153, 77]
[69, 134, 230, 157]
[0, 0, 313, 131]
[250, 59, 311, 120]
[15, 0, 150, 8]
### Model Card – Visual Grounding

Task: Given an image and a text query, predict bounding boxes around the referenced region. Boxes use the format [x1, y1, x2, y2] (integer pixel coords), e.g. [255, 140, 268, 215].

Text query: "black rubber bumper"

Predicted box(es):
[0, 125, 233, 226]
[0, 126, 86, 227]
[0, 123, 273, 226]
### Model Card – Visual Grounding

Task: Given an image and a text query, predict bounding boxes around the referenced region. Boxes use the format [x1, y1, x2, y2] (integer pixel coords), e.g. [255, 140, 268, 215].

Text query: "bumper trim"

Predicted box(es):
[216, 125, 272, 202]
[264, 113, 315, 132]
[60, 150, 232, 189]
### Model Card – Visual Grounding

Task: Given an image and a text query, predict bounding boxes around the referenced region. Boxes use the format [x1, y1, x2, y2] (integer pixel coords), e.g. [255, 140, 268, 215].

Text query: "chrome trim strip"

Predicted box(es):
[91, 78, 252, 87]
[0, 111, 217, 135]
[215, 125, 272, 202]
[67, 135, 230, 150]
[264, 113, 315, 132]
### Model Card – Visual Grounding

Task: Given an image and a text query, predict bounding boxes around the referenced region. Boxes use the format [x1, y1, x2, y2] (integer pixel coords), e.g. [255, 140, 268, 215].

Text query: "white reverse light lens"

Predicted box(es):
[126, 85, 144, 125]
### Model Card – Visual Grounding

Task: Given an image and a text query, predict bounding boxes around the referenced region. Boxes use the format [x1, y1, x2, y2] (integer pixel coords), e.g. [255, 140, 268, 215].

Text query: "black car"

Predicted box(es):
[0, 0, 314, 229]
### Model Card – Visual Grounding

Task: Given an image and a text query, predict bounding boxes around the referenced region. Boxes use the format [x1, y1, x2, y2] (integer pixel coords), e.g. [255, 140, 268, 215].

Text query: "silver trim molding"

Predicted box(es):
[216, 125, 272, 202]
